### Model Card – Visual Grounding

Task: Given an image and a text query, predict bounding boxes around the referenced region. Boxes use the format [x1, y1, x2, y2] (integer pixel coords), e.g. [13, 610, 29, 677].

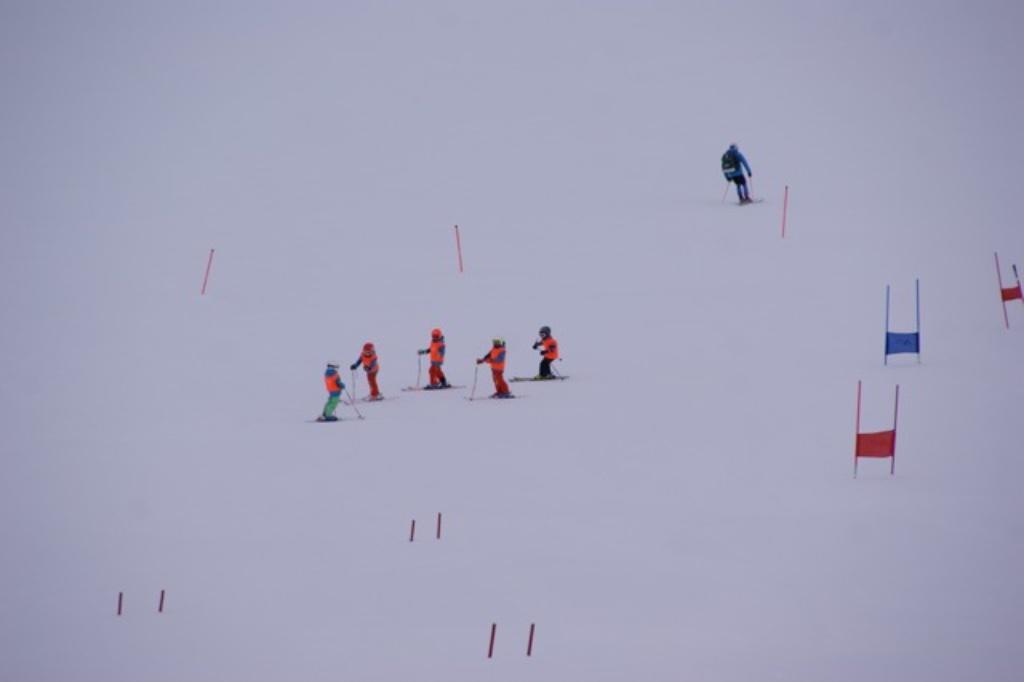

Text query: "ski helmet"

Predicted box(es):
[539, 325, 551, 337]
[493, 337, 505, 347]
[327, 362, 339, 369]
[363, 342, 374, 353]
[431, 328, 443, 339]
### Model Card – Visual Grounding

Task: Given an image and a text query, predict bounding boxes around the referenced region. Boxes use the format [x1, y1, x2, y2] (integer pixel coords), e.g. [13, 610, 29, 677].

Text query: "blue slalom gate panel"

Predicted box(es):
[885, 332, 920, 355]
[884, 279, 922, 364]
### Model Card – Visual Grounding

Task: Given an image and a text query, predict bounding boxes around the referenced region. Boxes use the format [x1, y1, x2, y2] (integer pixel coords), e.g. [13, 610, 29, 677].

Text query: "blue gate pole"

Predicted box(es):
[884, 285, 890, 365]
[915, 278, 921, 363]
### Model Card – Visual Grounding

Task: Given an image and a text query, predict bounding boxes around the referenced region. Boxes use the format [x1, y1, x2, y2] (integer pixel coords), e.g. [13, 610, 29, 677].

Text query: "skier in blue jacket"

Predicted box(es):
[721, 144, 753, 204]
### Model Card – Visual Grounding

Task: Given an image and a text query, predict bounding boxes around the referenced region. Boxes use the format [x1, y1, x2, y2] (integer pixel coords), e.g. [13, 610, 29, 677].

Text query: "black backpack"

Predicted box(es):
[721, 149, 739, 174]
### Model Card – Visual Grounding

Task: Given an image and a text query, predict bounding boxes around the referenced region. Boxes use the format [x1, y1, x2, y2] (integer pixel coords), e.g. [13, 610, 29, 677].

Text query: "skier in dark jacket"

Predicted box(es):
[721, 144, 753, 204]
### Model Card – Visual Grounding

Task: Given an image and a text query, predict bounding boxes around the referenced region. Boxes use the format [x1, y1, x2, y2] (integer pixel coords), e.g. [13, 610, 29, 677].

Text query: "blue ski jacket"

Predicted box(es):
[723, 145, 751, 180]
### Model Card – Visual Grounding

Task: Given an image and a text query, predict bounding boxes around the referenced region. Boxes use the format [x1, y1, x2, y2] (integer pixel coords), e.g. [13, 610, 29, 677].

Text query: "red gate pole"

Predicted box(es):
[158, 589, 165, 613]
[854, 380, 862, 478]
[488, 623, 497, 658]
[891, 384, 900, 475]
[454, 225, 464, 273]
[201, 249, 215, 295]
[436, 513, 442, 540]
[409, 519, 416, 542]
[996, 252, 1010, 329]
[527, 623, 536, 656]
[117, 592, 123, 616]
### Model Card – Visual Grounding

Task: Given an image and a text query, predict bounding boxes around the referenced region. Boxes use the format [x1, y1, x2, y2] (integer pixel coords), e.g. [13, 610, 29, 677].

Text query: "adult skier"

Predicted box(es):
[417, 328, 449, 389]
[318, 362, 345, 421]
[476, 338, 512, 398]
[532, 326, 559, 379]
[350, 342, 382, 401]
[721, 143, 753, 204]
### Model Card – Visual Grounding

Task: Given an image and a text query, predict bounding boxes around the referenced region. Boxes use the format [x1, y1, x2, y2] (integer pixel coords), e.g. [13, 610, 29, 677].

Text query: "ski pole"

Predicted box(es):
[351, 369, 358, 402]
[344, 388, 364, 420]
[416, 352, 422, 388]
[721, 182, 730, 204]
[469, 363, 480, 401]
[748, 176, 754, 201]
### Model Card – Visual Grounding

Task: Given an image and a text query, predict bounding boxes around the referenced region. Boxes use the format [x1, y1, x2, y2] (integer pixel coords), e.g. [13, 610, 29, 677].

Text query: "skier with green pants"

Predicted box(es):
[319, 362, 346, 422]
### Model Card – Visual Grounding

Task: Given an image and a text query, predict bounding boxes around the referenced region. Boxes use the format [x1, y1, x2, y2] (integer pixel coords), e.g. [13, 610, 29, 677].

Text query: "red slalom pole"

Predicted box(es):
[454, 225, 464, 274]
[488, 623, 497, 658]
[527, 623, 536, 656]
[409, 519, 416, 542]
[781, 185, 789, 238]
[996, 252, 1010, 329]
[436, 513, 442, 540]
[201, 249, 215, 295]
[158, 590, 165, 613]
[891, 384, 900, 475]
[117, 592, 123, 616]
[854, 380, 862, 478]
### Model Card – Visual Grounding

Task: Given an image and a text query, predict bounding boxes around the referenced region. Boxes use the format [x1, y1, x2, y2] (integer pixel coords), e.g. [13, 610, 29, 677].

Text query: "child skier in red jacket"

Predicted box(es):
[350, 342, 382, 400]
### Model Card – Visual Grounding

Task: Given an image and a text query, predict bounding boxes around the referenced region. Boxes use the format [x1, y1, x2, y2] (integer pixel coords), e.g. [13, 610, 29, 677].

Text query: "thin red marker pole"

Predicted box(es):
[117, 592, 123, 616]
[891, 384, 900, 476]
[781, 185, 789, 238]
[409, 519, 416, 542]
[201, 249, 215, 295]
[995, 252, 1010, 329]
[854, 380, 862, 478]
[436, 513, 442, 540]
[158, 590, 165, 613]
[488, 623, 497, 658]
[527, 623, 536, 656]
[454, 225, 464, 273]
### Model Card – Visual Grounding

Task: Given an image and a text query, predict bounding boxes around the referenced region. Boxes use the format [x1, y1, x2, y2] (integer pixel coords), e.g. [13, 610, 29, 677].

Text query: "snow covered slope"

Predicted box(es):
[2, 2, 1022, 680]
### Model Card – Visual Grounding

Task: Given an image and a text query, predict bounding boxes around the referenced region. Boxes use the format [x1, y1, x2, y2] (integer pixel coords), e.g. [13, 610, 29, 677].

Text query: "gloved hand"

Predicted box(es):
[417, 349, 427, 355]
[349, 363, 359, 371]
[532, 342, 540, 350]
[476, 358, 484, 364]
[748, 172, 752, 178]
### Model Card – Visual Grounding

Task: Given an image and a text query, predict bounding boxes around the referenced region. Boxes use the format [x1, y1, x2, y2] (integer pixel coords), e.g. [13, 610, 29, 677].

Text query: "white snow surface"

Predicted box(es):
[2, 2, 1023, 680]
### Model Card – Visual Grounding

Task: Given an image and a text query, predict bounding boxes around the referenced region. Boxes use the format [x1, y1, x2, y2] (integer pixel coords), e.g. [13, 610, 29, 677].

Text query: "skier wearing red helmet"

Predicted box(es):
[417, 328, 449, 389]
[350, 342, 382, 400]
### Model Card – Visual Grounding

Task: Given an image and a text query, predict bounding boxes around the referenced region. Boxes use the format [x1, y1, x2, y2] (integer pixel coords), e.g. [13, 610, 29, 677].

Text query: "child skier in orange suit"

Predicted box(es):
[350, 342, 382, 400]
[531, 325, 559, 379]
[418, 328, 449, 389]
[477, 338, 511, 398]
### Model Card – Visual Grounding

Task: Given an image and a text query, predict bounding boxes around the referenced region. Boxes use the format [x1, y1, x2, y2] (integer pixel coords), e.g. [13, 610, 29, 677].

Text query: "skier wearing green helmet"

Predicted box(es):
[476, 338, 512, 398]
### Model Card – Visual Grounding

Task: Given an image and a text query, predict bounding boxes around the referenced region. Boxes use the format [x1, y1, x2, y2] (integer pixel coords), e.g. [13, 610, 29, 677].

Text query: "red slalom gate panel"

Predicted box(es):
[854, 381, 898, 477]
[994, 252, 1023, 328]
[856, 430, 895, 457]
